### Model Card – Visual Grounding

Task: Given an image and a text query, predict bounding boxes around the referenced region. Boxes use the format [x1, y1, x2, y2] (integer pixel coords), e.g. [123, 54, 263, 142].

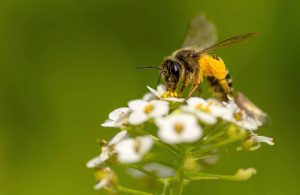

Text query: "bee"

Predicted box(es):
[139, 15, 259, 101]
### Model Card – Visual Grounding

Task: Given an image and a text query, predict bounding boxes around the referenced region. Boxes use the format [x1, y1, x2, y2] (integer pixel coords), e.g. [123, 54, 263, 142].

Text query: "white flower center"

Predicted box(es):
[234, 111, 243, 121]
[133, 140, 142, 154]
[174, 122, 184, 134]
[118, 111, 126, 118]
[144, 104, 154, 114]
[195, 103, 210, 113]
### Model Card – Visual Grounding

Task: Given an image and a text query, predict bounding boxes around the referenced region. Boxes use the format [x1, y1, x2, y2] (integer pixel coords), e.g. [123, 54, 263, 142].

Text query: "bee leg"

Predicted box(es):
[178, 71, 191, 97]
[187, 69, 200, 98]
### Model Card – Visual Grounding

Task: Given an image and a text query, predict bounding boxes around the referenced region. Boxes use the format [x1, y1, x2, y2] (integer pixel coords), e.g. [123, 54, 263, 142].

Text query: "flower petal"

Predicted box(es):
[128, 111, 148, 125]
[136, 136, 154, 155]
[128, 100, 148, 111]
[109, 130, 128, 146]
[147, 86, 161, 98]
[254, 135, 274, 145]
[108, 107, 130, 121]
[115, 139, 142, 163]
[94, 179, 109, 190]
[86, 156, 104, 168]
[101, 120, 117, 128]
[196, 112, 217, 125]
[149, 100, 169, 118]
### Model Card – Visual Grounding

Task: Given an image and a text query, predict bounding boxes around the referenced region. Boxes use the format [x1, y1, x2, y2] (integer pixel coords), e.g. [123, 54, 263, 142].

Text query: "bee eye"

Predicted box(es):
[170, 61, 181, 75]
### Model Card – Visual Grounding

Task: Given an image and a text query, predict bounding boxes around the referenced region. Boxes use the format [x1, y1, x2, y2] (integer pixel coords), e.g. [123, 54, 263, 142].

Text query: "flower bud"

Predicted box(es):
[233, 168, 257, 181]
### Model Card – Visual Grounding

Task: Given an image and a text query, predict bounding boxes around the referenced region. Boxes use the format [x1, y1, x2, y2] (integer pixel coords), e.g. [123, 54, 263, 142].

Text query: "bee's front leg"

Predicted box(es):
[187, 69, 200, 98]
[178, 71, 191, 97]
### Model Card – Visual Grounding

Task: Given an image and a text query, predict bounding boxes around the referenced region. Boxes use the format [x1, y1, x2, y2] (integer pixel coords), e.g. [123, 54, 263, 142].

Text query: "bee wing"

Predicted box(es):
[234, 92, 271, 126]
[200, 32, 259, 54]
[182, 14, 217, 50]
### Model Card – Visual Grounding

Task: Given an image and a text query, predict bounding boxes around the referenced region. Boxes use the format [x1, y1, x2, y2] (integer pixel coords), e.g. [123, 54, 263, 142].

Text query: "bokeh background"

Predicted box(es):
[1, 0, 299, 194]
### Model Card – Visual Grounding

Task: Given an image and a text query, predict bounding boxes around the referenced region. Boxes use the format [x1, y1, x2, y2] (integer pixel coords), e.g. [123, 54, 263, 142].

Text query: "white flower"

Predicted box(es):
[239, 133, 274, 151]
[253, 134, 274, 145]
[127, 163, 174, 179]
[156, 113, 202, 144]
[144, 163, 174, 178]
[223, 100, 261, 130]
[128, 99, 169, 125]
[142, 92, 156, 101]
[101, 107, 130, 128]
[114, 136, 154, 163]
[147, 85, 185, 102]
[94, 167, 117, 190]
[183, 97, 223, 125]
[86, 131, 128, 168]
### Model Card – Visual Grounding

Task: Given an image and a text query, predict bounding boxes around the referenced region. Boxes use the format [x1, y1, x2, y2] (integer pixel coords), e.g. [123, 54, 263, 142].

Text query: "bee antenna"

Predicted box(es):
[136, 66, 161, 70]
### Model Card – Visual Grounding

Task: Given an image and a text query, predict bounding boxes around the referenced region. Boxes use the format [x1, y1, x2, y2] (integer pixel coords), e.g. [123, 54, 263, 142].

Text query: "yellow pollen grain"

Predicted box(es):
[234, 112, 243, 121]
[174, 123, 184, 134]
[162, 91, 178, 98]
[133, 140, 141, 154]
[144, 104, 154, 114]
[195, 104, 210, 113]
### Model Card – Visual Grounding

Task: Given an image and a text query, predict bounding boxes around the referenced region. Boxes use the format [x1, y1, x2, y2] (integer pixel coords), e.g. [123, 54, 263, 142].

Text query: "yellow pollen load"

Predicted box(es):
[174, 123, 184, 134]
[198, 54, 227, 80]
[144, 104, 154, 114]
[195, 103, 211, 113]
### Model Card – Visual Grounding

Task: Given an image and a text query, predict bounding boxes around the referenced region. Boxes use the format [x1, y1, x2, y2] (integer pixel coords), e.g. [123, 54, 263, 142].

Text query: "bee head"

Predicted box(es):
[161, 59, 182, 92]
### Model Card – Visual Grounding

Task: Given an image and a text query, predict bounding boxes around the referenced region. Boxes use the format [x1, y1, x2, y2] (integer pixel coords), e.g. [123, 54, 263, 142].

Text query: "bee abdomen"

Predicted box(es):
[225, 70, 234, 93]
[207, 70, 234, 101]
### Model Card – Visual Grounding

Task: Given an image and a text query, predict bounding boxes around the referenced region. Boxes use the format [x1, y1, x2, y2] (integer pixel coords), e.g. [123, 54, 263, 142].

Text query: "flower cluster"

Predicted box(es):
[86, 85, 274, 194]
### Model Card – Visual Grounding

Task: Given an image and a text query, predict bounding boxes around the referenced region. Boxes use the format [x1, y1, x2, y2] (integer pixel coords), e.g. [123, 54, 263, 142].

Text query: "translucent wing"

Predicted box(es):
[182, 14, 217, 50]
[200, 32, 259, 53]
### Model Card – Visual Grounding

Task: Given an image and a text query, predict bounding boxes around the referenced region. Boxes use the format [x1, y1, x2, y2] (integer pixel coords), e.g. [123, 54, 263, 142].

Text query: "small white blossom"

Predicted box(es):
[128, 99, 169, 125]
[127, 163, 174, 178]
[253, 134, 274, 145]
[147, 85, 185, 102]
[86, 131, 128, 168]
[239, 132, 274, 151]
[144, 163, 174, 178]
[156, 113, 202, 144]
[142, 92, 156, 101]
[114, 136, 154, 163]
[223, 100, 262, 130]
[94, 167, 117, 190]
[101, 107, 130, 128]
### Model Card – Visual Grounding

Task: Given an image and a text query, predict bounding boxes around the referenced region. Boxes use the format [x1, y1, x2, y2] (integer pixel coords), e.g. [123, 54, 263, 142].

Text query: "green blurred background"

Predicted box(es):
[0, 0, 299, 194]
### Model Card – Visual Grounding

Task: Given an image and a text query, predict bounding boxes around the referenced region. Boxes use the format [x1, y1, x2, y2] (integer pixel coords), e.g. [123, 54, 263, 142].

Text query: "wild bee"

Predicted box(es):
[139, 15, 259, 101]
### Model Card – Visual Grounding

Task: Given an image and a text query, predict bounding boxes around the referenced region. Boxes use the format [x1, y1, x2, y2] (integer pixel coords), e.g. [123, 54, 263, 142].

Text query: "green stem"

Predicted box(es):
[185, 171, 250, 182]
[118, 185, 153, 195]
[161, 179, 170, 195]
[171, 147, 186, 195]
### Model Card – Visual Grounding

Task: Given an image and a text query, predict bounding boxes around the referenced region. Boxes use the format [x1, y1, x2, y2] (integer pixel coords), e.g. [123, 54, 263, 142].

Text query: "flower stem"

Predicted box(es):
[118, 185, 153, 195]
[171, 147, 186, 195]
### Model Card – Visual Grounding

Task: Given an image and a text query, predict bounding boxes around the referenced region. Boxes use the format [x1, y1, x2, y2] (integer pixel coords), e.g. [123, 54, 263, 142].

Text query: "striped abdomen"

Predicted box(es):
[207, 70, 234, 101]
